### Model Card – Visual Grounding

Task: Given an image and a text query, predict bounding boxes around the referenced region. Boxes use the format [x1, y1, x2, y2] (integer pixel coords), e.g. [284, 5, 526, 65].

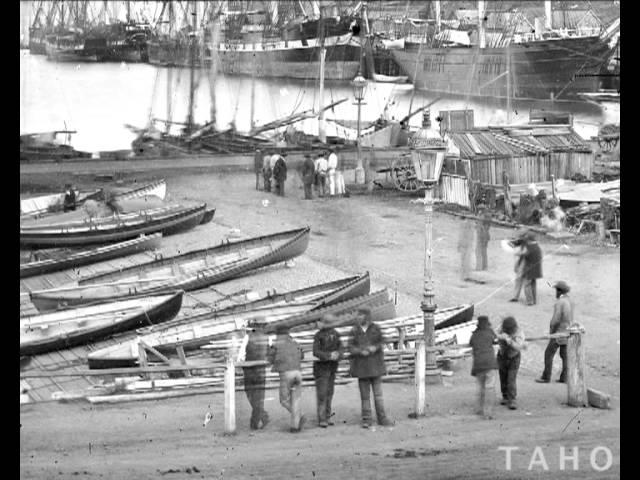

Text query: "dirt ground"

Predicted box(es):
[20, 168, 620, 479]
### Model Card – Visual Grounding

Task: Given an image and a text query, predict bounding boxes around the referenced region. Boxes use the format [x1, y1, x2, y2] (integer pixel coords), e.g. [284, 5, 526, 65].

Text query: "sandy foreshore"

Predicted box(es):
[20, 166, 620, 479]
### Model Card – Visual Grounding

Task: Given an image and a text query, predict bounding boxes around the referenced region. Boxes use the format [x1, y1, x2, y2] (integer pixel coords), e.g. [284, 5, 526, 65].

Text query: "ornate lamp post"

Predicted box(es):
[351, 71, 367, 184]
[411, 110, 445, 387]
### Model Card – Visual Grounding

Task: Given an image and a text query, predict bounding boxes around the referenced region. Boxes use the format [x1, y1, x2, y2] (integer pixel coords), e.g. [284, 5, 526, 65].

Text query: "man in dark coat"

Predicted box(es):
[254, 149, 264, 190]
[262, 152, 272, 192]
[348, 307, 393, 428]
[313, 314, 343, 427]
[302, 153, 316, 200]
[469, 315, 498, 419]
[475, 208, 491, 270]
[268, 326, 306, 432]
[242, 317, 270, 430]
[522, 231, 543, 305]
[496, 316, 525, 410]
[63, 183, 77, 212]
[273, 153, 288, 197]
[537, 281, 573, 383]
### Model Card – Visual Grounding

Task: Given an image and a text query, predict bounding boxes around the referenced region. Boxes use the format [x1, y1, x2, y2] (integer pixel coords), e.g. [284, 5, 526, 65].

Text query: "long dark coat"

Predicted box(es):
[469, 326, 498, 376]
[273, 158, 287, 182]
[348, 323, 386, 378]
[522, 241, 543, 280]
[302, 157, 316, 185]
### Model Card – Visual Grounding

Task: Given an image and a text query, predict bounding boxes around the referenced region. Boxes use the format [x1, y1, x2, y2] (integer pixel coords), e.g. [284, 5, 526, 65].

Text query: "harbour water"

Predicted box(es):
[20, 50, 618, 154]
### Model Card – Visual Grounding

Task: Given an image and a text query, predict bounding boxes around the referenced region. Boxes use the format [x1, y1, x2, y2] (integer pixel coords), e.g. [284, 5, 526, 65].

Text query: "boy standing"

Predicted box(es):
[469, 315, 498, 419]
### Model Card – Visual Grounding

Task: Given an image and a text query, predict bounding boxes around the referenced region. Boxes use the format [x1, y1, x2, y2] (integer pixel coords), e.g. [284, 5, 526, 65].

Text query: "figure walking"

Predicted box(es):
[458, 218, 474, 281]
[242, 318, 270, 430]
[268, 326, 306, 432]
[313, 314, 343, 428]
[469, 315, 498, 419]
[475, 208, 491, 270]
[315, 152, 328, 197]
[496, 316, 525, 410]
[522, 231, 543, 305]
[348, 307, 394, 428]
[508, 231, 527, 302]
[537, 281, 573, 384]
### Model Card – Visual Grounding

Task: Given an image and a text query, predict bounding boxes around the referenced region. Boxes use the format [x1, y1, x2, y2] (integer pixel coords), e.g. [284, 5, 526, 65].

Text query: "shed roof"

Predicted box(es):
[447, 126, 591, 159]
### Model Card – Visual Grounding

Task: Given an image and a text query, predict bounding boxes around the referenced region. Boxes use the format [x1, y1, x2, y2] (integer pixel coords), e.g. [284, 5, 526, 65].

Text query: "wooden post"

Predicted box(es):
[502, 171, 512, 218]
[413, 341, 426, 417]
[397, 327, 406, 350]
[551, 174, 557, 202]
[176, 346, 191, 377]
[224, 355, 236, 435]
[138, 342, 149, 380]
[566, 324, 587, 407]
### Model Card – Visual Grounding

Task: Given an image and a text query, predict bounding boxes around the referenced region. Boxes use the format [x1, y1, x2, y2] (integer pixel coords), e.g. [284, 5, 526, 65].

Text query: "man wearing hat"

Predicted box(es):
[254, 149, 264, 191]
[302, 153, 316, 200]
[268, 325, 306, 432]
[242, 317, 270, 430]
[273, 152, 288, 197]
[312, 314, 343, 428]
[537, 281, 573, 383]
[348, 307, 393, 428]
[475, 207, 491, 271]
[263, 151, 273, 192]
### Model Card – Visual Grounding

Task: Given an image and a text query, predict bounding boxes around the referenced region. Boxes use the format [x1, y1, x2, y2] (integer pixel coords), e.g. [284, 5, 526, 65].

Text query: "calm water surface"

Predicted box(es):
[20, 50, 618, 153]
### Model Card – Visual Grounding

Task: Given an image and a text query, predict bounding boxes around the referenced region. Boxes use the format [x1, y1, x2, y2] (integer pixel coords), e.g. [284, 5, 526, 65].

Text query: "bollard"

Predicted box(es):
[224, 355, 236, 435]
[413, 341, 426, 417]
[566, 324, 588, 407]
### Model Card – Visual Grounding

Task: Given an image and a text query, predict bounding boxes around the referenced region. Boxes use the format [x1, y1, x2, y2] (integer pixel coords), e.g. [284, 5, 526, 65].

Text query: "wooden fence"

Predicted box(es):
[440, 173, 471, 208]
[469, 151, 594, 185]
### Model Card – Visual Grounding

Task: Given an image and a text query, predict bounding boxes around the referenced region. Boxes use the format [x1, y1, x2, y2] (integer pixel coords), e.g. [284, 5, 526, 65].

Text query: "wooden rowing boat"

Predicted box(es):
[199, 207, 216, 225]
[20, 202, 208, 249]
[87, 288, 392, 369]
[20, 189, 103, 217]
[29, 227, 309, 311]
[20, 291, 184, 356]
[20, 233, 162, 279]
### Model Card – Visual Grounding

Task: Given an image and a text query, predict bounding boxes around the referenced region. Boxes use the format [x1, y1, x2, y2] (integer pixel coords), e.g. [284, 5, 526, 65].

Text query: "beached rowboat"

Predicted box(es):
[29, 227, 309, 311]
[20, 189, 102, 217]
[110, 179, 166, 202]
[20, 291, 184, 356]
[20, 233, 162, 279]
[87, 288, 392, 369]
[20, 202, 208, 249]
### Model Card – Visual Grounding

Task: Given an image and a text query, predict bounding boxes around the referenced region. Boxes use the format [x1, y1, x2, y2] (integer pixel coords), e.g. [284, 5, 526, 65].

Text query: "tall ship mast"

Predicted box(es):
[388, 1, 620, 101]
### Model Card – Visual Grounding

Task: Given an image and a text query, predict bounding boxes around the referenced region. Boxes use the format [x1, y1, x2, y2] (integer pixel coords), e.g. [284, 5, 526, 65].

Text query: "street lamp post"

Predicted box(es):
[421, 178, 441, 384]
[410, 113, 444, 390]
[351, 71, 367, 184]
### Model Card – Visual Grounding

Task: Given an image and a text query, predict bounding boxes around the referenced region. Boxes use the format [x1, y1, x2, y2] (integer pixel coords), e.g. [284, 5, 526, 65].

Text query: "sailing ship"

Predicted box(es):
[389, 1, 620, 101]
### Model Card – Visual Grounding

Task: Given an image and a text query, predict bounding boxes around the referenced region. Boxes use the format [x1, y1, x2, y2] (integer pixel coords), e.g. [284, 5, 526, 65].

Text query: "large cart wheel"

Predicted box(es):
[598, 136, 618, 152]
[391, 157, 421, 192]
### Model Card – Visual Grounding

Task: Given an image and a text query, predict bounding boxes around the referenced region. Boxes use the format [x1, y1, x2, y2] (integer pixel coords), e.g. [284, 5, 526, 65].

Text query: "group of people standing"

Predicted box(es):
[253, 148, 345, 201]
[241, 307, 393, 433]
[301, 149, 344, 200]
[469, 280, 574, 418]
[255, 149, 288, 197]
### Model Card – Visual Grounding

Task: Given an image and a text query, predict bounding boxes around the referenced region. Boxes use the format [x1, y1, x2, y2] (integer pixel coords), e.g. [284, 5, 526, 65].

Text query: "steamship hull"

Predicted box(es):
[391, 36, 616, 101]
